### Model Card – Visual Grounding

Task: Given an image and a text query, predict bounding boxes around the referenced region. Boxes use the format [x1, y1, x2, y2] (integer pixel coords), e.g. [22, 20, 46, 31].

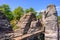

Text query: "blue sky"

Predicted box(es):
[0, 0, 60, 15]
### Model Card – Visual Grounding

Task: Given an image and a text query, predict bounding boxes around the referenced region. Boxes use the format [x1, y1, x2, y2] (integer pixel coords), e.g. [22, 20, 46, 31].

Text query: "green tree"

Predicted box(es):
[0, 4, 13, 21]
[12, 7, 24, 30]
[29, 7, 35, 12]
[25, 9, 29, 13]
[25, 7, 37, 16]
[13, 6, 24, 20]
[29, 7, 37, 15]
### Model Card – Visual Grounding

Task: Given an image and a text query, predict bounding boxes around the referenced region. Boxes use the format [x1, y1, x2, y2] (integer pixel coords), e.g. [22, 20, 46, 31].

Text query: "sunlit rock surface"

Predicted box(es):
[15, 12, 42, 40]
[44, 4, 59, 40]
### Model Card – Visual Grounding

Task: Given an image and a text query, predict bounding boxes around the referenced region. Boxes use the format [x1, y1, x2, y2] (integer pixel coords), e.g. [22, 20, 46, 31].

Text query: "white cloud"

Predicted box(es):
[56, 6, 60, 11]
[36, 9, 45, 15]
[36, 9, 45, 13]
[56, 6, 60, 9]
[40, 10, 45, 12]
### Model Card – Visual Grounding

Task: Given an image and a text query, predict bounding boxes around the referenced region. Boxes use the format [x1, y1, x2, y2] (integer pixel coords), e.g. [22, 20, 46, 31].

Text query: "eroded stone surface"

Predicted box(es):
[44, 4, 59, 40]
[28, 19, 42, 34]
[16, 12, 36, 35]
[0, 4, 59, 40]
[0, 10, 13, 40]
[15, 12, 42, 40]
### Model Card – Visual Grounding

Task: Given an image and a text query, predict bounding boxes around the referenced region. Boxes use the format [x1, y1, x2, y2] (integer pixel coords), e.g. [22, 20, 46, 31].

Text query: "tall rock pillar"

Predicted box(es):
[44, 4, 59, 40]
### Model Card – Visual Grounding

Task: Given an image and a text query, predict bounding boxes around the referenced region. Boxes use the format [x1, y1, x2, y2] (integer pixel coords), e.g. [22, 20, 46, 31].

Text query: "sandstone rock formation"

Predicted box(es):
[16, 12, 36, 35]
[0, 4, 59, 40]
[59, 24, 60, 40]
[43, 4, 59, 40]
[27, 17, 42, 40]
[0, 10, 13, 40]
[0, 10, 13, 33]
[10, 4, 59, 40]
[27, 19, 42, 33]
[15, 12, 42, 40]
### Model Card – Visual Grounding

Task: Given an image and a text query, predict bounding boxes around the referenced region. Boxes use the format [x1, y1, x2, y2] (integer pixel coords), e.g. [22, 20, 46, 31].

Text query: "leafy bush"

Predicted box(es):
[58, 16, 60, 24]
[10, 20, 18, 30]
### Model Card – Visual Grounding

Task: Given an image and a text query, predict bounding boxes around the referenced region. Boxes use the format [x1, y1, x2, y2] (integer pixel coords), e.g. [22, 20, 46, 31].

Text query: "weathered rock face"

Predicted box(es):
[16, 12, 36, 35]
[0, 4, 59, 40]
[44, 4, 59, 40]
[0, 11, 13, 33]
[0, 10, 13, 40]
[15, 12, 42, 40]
[27, 19, 42, 40]
[59, 24, 60, 39]
[27, 19, 42, 34]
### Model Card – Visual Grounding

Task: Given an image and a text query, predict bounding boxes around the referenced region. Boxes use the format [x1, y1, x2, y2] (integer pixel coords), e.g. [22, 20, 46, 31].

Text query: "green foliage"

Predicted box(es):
[0, 6, 3, 10]
[58, 16, 60, 20]
[0, 4, 14, 21]
[29, 7, 35, 12]
[25, 9, 30, 13]
[36, 14, 42, 19]
[13, 7, 24, 20]
[58, 16, 60, 24]
[10, 20, 18, 30]
[25, 7, 37, 16]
